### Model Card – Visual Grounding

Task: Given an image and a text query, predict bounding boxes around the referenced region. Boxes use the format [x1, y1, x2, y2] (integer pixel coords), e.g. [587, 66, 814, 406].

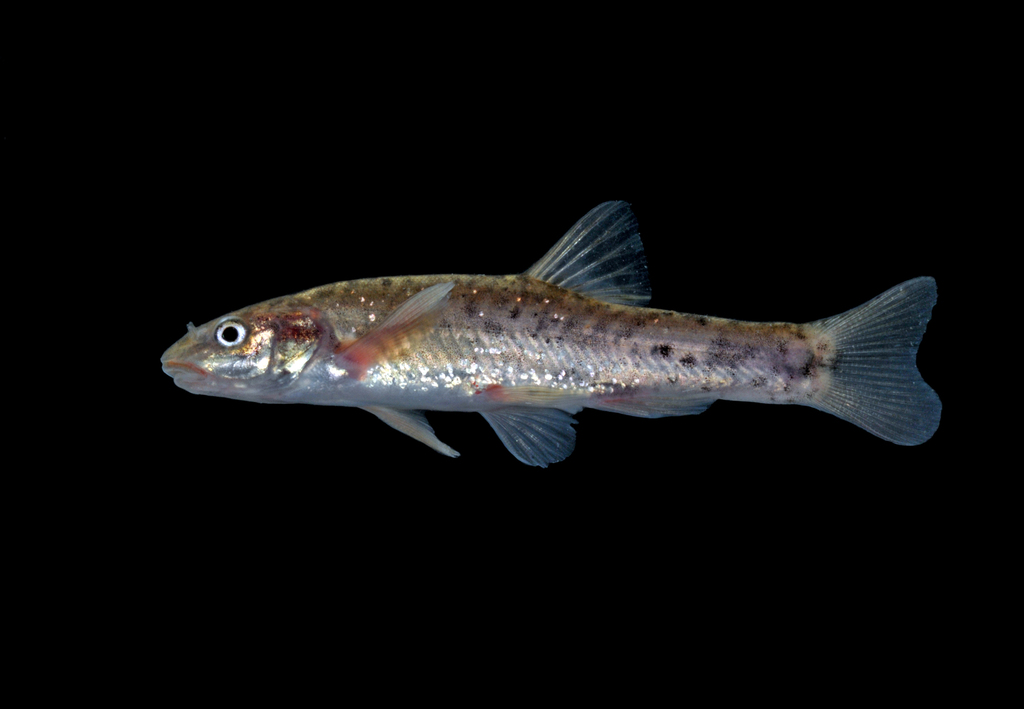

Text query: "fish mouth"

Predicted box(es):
[161, 358, 217, 394]
[162, 360, 209, 378]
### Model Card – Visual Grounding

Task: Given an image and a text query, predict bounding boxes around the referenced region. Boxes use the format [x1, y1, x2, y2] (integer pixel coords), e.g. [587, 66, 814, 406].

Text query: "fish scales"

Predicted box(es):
[241, 273, 826, 411]
[162, 201, 940, 466]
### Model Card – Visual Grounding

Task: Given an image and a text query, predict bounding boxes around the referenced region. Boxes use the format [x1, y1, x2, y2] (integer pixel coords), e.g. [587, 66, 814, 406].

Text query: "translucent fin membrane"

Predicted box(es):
[810, 277, 941, 445]
[480, 407, 578, 467]
[525, 201, 651, 305]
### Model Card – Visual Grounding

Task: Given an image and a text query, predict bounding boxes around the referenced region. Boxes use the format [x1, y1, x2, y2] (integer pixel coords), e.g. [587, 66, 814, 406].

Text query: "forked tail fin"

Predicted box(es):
[809, 277, 941, 445]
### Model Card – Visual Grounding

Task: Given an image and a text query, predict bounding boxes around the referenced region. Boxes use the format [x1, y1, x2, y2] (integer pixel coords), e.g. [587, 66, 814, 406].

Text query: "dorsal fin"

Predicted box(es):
[524, 201, 651, 306]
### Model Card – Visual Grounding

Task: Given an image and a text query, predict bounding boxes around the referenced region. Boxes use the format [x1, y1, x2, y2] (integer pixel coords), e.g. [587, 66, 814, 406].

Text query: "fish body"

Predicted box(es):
[162, 202, 941, 466]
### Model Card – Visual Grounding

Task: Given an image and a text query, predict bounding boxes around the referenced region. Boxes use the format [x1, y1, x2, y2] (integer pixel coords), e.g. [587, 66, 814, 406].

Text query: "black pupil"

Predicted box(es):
[222, 326, 240, 343]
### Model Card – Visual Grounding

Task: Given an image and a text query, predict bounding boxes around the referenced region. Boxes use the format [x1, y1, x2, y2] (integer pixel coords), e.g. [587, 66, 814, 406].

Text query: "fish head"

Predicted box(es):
[161, 305, 327, 401]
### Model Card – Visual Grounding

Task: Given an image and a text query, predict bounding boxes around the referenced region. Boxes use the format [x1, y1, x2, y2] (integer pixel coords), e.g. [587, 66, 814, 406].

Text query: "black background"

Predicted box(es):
[30, 14, 989, 683]
[138, 104, 962, 550]
[142, 94, 957, 484]
[127, 40, 968, 534]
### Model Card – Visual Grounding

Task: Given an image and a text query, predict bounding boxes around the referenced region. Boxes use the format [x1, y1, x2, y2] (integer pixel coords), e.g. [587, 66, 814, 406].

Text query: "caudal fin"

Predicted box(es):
[810, 277, 941, 445]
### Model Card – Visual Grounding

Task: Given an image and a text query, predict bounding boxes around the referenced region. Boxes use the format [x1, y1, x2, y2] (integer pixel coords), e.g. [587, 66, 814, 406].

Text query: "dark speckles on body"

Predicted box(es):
[316, 274, 841, 410]
[800, 353, 816, 378]
[810, 339, 840, 373]
[482, 319, 504, 336]
[706, 336, 757, 371]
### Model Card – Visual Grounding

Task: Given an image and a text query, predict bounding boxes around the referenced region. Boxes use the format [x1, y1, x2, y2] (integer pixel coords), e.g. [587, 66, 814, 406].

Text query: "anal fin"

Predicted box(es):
[590, 390, 716, 418]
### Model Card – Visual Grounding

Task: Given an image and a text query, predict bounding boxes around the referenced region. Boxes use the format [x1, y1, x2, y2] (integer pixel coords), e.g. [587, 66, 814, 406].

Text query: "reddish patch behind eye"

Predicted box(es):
[276, 311, 323, 343]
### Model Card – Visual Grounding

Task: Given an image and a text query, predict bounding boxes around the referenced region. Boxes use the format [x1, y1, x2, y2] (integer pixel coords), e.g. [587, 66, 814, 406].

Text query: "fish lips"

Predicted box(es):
[161, 357, 213, 392]
[161, 335, 212, 388]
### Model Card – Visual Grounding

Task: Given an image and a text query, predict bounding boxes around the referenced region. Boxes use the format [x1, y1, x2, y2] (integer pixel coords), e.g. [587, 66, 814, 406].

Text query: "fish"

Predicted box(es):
[161, 201, 941, 466]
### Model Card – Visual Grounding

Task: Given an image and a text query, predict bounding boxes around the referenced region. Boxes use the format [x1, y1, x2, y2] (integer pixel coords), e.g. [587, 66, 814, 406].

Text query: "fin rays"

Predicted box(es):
[810, 277, 940, 445]
[480, 407, 578, 468]
[334, 282, 454, 377]
[525, 201, 651, 305]
[361, 406, 460, 458]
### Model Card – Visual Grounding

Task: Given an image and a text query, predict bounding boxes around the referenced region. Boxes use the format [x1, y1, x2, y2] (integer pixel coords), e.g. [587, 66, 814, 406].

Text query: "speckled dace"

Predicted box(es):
[162, 202, 941, 466]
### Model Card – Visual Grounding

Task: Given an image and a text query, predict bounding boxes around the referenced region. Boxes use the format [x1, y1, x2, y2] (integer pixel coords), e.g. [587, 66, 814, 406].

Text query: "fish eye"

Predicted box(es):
[215, 319, 247, 347]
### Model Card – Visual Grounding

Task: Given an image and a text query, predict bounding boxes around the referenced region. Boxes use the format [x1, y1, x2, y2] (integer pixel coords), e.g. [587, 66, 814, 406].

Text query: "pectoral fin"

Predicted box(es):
[480, 407, 578, 468]
[335, 282, 454, 378]
[362, 406, 460, 458]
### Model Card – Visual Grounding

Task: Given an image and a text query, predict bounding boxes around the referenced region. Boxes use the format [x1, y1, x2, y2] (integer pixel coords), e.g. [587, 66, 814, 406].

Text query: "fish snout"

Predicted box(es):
[161, 337, 210, 385]
[161, 359, 209, 380]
